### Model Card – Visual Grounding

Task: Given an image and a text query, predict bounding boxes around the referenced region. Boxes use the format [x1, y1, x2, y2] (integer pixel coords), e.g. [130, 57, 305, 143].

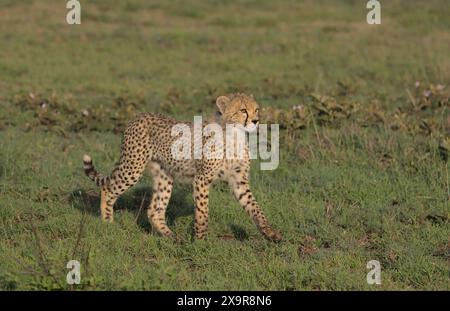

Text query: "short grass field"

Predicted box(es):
[0, 0, 449, 290]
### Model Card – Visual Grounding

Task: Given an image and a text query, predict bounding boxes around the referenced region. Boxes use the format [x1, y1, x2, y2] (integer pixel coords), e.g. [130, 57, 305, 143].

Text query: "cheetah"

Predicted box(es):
[83, 93, 282, 242]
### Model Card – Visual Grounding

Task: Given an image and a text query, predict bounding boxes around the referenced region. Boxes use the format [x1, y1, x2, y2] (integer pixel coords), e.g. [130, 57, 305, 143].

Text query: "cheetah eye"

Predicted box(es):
[240, 109, 247, 114]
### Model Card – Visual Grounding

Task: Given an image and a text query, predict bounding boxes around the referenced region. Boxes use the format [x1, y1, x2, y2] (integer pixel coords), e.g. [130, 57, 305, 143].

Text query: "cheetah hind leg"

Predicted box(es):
[99, 173, 146, 223]
[99, 155, 149, 222]
[97, 114, 153, 223]
[147, 162, 174, 238]
[100, 188, 113, 222]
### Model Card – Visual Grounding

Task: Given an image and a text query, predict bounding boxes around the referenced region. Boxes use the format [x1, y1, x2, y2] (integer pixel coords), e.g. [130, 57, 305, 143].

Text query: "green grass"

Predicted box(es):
[0, 0, 449, 290]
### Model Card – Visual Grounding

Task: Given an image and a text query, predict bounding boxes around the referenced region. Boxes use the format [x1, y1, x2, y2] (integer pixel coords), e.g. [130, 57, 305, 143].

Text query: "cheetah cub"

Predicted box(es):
[83, 93, 282, 242]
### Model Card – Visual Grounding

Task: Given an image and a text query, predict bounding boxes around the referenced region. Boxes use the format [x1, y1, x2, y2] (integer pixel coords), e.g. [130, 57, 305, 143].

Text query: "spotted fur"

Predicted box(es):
[83, 93, 282, 242]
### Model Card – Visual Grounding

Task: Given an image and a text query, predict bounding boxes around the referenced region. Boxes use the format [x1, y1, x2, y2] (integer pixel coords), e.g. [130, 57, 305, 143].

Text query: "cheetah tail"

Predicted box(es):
[83, 154, 110, 187]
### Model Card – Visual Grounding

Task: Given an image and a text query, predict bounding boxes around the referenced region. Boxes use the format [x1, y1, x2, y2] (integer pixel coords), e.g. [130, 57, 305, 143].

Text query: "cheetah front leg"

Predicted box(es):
[229, 175, 282, 242]
[193, 174, 212, 239]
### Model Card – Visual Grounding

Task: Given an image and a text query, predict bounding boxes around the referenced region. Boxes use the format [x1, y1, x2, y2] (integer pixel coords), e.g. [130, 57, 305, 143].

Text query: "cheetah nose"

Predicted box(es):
[252, 120, 259, 125]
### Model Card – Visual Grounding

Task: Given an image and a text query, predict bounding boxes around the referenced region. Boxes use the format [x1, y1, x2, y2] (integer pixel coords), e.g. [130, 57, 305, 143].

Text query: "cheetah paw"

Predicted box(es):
[262, 226, 283, 243]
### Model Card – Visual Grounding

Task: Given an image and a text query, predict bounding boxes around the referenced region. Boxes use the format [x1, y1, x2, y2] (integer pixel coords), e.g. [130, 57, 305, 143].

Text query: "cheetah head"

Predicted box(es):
[215, 93, 260, 132]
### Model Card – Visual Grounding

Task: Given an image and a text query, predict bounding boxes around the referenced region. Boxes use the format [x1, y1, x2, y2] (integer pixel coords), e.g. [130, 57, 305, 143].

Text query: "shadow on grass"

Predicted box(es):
[69, 185, 194, 233]
[229, 224, 249, 241]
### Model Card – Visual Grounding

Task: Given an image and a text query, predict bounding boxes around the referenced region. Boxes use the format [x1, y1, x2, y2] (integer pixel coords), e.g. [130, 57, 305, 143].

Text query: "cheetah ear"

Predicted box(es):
[250, 94, 254, 99]
[216, 95, 230, 114]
